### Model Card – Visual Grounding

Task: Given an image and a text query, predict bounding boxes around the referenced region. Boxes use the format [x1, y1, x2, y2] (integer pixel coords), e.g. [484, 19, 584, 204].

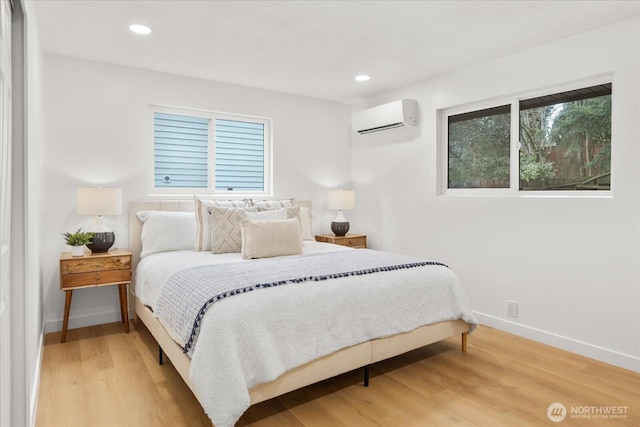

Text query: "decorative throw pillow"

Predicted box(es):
[194, 196, 247, 251]
[208, 206, 249, 254]
[208, 206, 284, 254]
[137, 210, 196, 259]
[241, 218, 303, 259]
[257, 206, 314, 240]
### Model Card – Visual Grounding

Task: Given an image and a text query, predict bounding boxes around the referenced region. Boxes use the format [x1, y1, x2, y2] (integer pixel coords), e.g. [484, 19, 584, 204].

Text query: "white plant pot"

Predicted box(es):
[68, 245, 85, 257]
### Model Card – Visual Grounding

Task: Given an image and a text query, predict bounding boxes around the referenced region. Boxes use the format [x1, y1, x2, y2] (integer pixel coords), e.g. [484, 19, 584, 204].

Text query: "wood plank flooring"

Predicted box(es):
[36, 321, 639, 426]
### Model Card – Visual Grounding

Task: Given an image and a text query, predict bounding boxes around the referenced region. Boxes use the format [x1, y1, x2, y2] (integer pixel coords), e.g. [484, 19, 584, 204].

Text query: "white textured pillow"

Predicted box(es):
[247, 198, 294, 209]
[194, 196, 247, 251]
[136, 210, 196, 259]
[241, 218, 303, 259]
[208, 206, 249, 254]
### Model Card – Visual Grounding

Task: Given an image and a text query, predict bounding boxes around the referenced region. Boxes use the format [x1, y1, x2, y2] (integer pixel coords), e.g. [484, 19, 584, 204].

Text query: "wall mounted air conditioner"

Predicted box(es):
[352, 99, 417, 135]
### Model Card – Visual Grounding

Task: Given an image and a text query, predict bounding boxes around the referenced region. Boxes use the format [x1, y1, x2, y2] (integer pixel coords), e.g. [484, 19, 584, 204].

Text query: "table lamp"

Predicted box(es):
[328, 190, 355, 237]
[77, 186, 122, 253]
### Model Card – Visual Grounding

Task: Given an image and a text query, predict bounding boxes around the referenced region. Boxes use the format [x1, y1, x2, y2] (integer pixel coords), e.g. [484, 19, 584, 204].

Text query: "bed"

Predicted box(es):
[129, 198, 478, 427]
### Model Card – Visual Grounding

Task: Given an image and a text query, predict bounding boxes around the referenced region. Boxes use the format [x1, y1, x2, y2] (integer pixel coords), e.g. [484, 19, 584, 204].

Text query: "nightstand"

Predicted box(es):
[315, 234, 367, 249]
[59, 249, 132, 343]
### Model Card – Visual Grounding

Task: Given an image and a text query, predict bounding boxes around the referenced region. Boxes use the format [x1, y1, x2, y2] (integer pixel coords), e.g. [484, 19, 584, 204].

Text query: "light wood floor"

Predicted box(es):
[36, 321, 639, 427]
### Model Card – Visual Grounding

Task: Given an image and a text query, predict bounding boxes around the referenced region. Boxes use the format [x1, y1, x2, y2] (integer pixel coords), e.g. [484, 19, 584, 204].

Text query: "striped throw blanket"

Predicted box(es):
[154, 249, 447, 356]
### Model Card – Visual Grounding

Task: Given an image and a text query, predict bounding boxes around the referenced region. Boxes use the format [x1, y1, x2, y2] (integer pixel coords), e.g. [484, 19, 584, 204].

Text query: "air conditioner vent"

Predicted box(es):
[352, 100, 417, 135]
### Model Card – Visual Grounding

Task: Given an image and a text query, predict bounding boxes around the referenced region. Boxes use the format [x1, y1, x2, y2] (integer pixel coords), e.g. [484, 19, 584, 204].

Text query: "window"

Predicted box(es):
[519, 84, 611, 191]
[443, 81, 612, 194]
[448, 105, 511, 189]
[152, 107, 271, 195]
[215, 119, 265, 192]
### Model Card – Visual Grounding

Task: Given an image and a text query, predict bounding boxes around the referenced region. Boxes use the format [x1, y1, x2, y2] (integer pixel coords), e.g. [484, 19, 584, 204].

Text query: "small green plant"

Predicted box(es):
[62, 228, 94, 246]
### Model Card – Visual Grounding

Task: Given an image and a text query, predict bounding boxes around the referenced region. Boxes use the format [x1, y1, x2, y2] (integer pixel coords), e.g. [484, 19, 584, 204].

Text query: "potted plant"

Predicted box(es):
[62, 228, 94, 257]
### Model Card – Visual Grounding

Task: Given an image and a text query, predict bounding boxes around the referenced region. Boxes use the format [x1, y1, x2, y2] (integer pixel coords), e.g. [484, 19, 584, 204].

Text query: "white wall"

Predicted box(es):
[41, 54, 351, 333]
[351, 17, 639, 372]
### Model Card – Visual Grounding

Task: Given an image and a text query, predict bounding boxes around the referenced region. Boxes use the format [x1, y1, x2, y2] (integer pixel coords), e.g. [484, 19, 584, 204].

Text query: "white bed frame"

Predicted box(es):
[129, 200, 470, 417]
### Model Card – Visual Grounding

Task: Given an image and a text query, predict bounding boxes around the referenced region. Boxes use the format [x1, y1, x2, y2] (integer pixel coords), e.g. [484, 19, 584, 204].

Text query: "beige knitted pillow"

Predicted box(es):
[240, 219, 303, 259]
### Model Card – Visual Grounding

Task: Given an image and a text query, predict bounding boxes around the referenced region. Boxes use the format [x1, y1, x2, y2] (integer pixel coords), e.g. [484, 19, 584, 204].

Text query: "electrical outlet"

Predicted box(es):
[507, 300, 518, 318]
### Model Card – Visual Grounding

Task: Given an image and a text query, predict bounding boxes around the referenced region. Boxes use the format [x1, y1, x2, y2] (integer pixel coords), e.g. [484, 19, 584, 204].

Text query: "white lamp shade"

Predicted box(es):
[328, 190, 355, 210]
[77, 187, 122, 216]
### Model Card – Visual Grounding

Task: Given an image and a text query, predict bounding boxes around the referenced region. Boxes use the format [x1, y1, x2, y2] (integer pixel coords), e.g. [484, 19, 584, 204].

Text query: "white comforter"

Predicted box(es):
[136, 242, 478, 427]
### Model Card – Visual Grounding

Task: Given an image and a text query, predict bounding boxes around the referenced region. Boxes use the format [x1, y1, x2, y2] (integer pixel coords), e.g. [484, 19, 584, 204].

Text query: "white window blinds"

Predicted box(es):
[154, 112, 209, 188]
[215, 119, 265, 191]
[152, 109, 269, 194]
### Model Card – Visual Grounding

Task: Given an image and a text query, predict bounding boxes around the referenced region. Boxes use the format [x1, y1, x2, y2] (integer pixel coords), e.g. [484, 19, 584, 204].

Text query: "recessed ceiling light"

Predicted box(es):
[129, 24, 152, 35]
[355, 75, 370, 82]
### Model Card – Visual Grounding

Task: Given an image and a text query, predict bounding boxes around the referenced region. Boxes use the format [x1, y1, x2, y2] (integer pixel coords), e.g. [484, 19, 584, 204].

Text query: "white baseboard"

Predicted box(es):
[474, 311, 640, 373]
[43, 308, 132, 335]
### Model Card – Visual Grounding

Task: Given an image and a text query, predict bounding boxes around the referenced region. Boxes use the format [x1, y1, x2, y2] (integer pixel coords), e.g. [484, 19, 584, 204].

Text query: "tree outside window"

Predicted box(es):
[446, 83, 611, 192]
[519, 85, 611, 190]
[448, 105, 511, 189]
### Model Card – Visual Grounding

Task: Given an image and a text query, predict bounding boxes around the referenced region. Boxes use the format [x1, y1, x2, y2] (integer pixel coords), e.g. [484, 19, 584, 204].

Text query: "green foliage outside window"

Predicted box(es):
[448, 108, 510, 189]
[447, 85, 611, 191]
[520, 95, 611, 190]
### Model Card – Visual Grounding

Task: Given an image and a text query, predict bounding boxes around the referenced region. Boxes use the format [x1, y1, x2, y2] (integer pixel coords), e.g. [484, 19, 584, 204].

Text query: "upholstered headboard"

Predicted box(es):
[128, 199, 312, 272]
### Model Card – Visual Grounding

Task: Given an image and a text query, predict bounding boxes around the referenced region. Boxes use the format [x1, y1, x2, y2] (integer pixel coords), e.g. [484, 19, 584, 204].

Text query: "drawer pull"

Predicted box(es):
[95, 275, 100, 280]
[95, 264, 103, 268]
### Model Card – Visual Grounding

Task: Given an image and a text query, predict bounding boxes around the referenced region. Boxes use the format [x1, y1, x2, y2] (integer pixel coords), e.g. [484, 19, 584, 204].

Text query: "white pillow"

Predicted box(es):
[241, 218, 303, 259]
[244, 208, 287, 221]
[194, 196, 247, 251]
[137, 210, 196, 259]
[299, 207, 314, 241]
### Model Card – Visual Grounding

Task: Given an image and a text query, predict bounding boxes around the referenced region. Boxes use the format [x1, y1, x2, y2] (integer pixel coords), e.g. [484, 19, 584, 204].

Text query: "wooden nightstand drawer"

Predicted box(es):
[61, 269, 131, 289]
[61, 256, 131, 274]
[315, 234, 367, 249]
[341, 236, 366, 248]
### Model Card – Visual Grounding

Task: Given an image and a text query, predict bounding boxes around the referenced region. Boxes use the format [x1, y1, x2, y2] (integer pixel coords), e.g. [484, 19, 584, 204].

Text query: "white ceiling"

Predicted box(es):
[32, 0, 639, 104]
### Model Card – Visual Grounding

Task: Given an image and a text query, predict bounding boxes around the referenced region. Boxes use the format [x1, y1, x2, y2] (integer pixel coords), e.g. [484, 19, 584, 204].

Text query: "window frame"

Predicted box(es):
[149, 105, 272, 197]
[439, 76, 613, 198]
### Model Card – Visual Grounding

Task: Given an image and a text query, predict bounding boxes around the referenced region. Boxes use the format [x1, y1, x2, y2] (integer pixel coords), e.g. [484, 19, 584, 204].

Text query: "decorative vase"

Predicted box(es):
[68, 245, 85, 257]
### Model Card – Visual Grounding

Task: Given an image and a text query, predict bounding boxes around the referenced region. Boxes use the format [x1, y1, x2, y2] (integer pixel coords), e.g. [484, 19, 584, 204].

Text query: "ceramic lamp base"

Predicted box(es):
[87, 231, 115, 253]
[331, 221, 350, 237]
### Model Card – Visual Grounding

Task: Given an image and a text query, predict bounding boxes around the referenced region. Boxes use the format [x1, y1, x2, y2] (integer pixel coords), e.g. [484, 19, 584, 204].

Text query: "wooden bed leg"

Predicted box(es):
[462, 332, 468, 352]
[363, 365, 370, 387]
[158, 346, 164, 365]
